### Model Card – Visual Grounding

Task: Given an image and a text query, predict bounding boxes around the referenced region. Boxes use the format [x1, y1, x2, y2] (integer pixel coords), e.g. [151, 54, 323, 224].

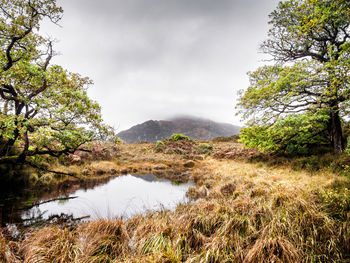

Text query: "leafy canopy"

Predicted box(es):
[237, 0, 350, 154]
[0, 0, 114, 167]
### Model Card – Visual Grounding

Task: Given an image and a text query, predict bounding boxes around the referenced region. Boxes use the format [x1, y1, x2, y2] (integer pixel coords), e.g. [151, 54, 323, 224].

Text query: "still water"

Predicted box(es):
[20, 174, 193, 223]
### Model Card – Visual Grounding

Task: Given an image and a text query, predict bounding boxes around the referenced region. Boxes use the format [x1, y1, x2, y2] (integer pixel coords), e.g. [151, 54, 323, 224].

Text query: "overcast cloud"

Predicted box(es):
[41, 0, 280, 131]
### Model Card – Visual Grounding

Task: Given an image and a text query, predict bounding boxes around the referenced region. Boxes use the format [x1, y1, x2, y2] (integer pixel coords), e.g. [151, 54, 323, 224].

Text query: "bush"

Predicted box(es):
[114, 137, 122, 145]
[290, 155, 325, 172]
[196, 144, 213, 154]
[170, 134, 190, 142]
[156, 140, 164, 147]
[212, 135, 240, 143]
[155, 140, 165, 153]
[328, 154, 350, 176]
[239, 113, 330, 156]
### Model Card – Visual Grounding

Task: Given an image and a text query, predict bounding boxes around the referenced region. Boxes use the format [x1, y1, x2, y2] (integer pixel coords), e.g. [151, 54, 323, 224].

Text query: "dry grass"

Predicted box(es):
[48, 142, 196, 183]
[76, 219, 130, 262]
[244, 237, 300, 263]
[2, 142, 350, 262]
[0, 233, 19, 263]
[21, 226, 77, 263]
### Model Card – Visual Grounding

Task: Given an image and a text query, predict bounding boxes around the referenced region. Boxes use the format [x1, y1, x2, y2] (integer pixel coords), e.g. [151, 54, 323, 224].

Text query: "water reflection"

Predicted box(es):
[0, 176, 114, 227]
[1, 174, 192, 227]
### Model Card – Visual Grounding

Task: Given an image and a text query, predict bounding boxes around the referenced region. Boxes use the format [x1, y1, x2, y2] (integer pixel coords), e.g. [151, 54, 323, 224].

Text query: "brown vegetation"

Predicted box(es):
[1, 140, 350, 262]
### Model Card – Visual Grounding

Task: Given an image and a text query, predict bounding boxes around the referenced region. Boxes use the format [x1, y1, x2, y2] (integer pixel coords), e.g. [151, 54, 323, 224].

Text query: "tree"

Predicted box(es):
[0, 0, 113, 171]
[237, 0, 350, 154]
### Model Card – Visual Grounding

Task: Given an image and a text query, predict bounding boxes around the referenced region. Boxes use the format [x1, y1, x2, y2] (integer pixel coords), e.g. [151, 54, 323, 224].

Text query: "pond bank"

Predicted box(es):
[1, 173, 193, 229]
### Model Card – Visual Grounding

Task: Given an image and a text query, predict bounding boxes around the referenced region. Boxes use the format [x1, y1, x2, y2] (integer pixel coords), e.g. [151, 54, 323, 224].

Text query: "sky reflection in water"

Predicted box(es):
[22, 174, 193, 221]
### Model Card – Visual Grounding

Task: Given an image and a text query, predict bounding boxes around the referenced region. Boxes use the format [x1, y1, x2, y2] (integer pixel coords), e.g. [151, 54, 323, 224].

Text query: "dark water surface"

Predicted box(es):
[0, 174, 193, 227]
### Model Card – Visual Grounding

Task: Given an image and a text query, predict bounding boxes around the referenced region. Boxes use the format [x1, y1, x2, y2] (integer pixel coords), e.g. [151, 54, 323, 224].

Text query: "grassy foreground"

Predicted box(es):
[1, 141, 350, 262]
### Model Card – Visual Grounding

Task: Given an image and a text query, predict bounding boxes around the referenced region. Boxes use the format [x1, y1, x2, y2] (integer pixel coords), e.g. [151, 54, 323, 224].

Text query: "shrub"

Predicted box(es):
[170, 134, 190, 142]
[155, 141, 165, 153]
[328, 154, 350, 175]
[196, 144, 213, 154]
[156, 141, 164, 147]
[114, 137, 122, 145]
[239, 113, 330, 156]
[212, 135, 240, 143]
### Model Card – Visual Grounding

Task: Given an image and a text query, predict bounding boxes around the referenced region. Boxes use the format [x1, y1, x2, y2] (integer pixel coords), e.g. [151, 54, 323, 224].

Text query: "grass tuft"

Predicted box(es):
[76, 219, 129, 262]
[21, 226, 77, 263]
[244, 237, 299, 263]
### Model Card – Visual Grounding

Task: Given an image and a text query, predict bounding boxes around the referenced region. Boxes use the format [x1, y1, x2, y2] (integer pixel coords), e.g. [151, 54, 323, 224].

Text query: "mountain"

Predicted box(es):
[117, 117, 241, 143]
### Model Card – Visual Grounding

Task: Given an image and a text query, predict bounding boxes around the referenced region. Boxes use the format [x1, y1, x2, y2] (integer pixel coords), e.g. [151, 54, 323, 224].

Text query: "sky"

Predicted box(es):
[41, 0, 280, 131]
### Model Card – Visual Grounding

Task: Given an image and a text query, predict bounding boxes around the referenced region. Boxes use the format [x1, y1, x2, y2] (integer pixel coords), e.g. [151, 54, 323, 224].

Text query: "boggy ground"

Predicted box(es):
[1, 140, 350, 262]
[28, 141, 200, 191]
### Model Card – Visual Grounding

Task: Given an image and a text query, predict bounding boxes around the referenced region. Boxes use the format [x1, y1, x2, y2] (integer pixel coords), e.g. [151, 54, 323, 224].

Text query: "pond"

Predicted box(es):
[0, 174, 193, 227]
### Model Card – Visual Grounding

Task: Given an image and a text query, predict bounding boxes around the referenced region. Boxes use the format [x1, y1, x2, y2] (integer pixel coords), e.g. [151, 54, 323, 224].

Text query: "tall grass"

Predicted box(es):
[1, 145, 349, 262]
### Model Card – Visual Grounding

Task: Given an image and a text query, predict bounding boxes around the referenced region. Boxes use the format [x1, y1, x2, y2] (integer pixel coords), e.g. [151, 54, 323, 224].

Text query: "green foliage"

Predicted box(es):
[0, 0, 114, 167]
[141, 234, 170, 255]
[170, 134, 190, 142]
[156, 140, 164, 147]
[237, 0, 350, 155]
[345, 137, 350, 156]
[240, 112, 330, 155]
[288, 154, 335, 173]
[154, 140, 165, 152]
[113, 137, 122, 145]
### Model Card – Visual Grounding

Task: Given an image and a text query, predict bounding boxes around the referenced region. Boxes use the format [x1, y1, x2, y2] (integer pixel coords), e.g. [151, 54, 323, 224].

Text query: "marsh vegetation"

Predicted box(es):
[1, 138, 350, 262]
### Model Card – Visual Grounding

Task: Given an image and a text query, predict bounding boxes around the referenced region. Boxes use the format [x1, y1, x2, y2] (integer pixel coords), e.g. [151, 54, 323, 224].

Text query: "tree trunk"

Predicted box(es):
[330, 109, 343, 154]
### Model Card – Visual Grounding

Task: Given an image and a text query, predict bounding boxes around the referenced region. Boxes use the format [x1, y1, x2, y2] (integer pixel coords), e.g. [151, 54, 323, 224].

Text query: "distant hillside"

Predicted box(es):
[117, 117, 241, 143]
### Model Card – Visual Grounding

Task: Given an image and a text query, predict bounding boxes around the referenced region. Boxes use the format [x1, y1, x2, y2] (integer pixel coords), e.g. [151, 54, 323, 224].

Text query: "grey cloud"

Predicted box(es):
[64, 0, 242, 21]
[43, 0, 280, 131]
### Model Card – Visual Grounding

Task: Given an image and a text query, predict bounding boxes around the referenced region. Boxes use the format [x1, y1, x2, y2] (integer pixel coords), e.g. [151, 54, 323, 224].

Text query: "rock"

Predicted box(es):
[184, 161, 195, 168]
